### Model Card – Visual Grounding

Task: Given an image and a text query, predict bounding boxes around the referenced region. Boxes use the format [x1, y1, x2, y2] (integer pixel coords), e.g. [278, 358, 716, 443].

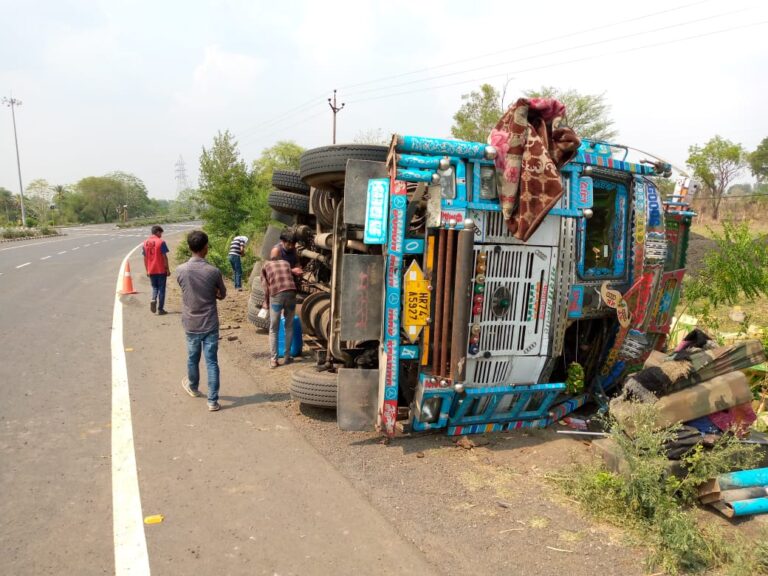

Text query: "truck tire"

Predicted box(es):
[247, 262, 263, 295]
[290, 369, 338, 408]
[272, 169, 310, 194]
[250, 285, 266, 305]
[247, 297, 270, 332]
[300, 145, 388, 189]
[270, 209, 295, 226]
[268, 190, 310, 215]
[299, 291, 330, 339]
[260, 225, 284, 260]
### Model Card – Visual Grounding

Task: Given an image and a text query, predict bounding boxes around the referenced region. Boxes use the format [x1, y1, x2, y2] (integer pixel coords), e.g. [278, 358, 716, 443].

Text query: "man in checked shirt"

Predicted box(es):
[261, 253, 298, 368]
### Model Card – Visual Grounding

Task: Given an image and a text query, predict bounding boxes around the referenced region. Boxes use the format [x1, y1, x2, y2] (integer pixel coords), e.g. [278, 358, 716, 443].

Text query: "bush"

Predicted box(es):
[549, 404, 764, 574]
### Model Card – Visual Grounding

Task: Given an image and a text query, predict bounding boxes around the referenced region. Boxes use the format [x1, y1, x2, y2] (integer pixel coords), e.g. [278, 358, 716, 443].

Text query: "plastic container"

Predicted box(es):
[277, 314, 302, 358]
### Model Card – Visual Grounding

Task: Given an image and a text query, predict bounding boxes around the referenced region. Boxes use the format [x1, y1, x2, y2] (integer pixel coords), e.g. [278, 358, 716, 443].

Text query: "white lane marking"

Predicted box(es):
[58, 251, 67, 255]
[72, 247, 80, 251]
[112, 244, 150, 576]
[16, 262, 31, 268]
[40, 256, 51, 260]
[84, 243, 91, 247]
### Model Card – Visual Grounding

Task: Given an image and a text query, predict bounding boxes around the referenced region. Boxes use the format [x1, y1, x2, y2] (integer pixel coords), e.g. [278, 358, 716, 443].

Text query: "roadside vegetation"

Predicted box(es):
[674, 221, 768, 352]
[549, 405, 767, 574]
[174, 130, 304, 283]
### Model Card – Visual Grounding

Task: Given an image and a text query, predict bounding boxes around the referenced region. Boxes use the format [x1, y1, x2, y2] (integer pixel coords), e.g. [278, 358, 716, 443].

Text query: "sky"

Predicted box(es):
[1, 0, 767, 200]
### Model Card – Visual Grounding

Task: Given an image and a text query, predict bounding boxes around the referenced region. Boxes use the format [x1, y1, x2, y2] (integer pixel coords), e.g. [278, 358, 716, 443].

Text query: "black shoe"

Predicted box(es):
[150, 300, 157, 313]
[157, 309, 168, 316]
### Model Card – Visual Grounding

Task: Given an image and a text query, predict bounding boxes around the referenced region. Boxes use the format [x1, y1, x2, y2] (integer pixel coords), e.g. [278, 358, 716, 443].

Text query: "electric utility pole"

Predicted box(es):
[327, 89, 345, 144]
[2, 96, 27, 227]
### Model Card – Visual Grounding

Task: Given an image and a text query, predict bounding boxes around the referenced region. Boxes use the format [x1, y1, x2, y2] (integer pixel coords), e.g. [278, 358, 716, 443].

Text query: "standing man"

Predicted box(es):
[142, 225, 170, 315]
[261, 253, 297, 369]
[177, 230, 227, 412]
[228, 235, 248, 291]
[270, 229, 303, 276]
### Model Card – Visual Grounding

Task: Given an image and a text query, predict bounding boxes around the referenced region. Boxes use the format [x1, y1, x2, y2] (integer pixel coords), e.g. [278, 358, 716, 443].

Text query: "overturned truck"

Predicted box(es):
[254, 104, 694, 437]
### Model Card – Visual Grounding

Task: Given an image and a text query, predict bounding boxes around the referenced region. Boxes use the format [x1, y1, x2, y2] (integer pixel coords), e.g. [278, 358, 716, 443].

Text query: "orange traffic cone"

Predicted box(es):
[120, 261, 138, 295]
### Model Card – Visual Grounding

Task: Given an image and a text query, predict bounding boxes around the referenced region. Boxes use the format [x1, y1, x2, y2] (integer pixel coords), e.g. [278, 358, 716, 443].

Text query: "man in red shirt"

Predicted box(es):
[261, 254, 297, 368]
[142, 225, 170, 315]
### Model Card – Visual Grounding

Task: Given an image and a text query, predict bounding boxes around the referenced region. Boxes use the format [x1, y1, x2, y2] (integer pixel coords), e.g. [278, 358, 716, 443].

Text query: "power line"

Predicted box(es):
[342, 8, 747, 99]
[235, 1, 716, 142]
[339, 0, 713, 93]
[237, 92, 327, 137]
[346, 19, 768, 106]
[239, 108, 328, 147]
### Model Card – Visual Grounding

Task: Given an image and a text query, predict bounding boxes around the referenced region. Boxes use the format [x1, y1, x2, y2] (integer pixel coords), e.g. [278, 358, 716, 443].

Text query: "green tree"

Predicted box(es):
[353, 128, 389, 145]
[523, 86, 617, 141]
[173, 187, 203, 218]
[26, 178, 52, 200]
[749, 137, 768, 185]
[105, 171, 152, 218]
[251, 140, 304, 188]
[0, 187, 20, 224]
[250, 140, 305, 230]
[451, 83, 503, 142]
[25, 179, 54, 225]
[76, 176, 126, 222]
[198, 130, 251, 236]
[686, 136, 747, 221]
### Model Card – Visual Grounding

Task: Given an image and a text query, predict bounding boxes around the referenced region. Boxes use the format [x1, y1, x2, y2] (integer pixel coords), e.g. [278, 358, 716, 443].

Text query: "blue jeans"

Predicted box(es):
[228, 254, 243, 288]
[269, 291, 296, 360]
[149, 274, 167, 310]
[185, 329, 220, 405]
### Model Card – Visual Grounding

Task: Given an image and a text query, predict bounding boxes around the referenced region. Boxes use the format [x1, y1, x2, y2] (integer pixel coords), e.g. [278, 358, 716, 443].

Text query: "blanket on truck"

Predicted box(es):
[490, 97, 580, 241]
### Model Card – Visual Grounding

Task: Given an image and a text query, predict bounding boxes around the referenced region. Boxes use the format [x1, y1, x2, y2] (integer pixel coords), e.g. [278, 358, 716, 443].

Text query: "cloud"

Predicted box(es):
[175, 45, 265, 110]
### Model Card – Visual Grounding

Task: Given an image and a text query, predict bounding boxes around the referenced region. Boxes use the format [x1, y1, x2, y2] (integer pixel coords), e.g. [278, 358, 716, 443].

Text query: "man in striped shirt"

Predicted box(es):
[227, 235, 248, 291]
[261, 254, 297, 368]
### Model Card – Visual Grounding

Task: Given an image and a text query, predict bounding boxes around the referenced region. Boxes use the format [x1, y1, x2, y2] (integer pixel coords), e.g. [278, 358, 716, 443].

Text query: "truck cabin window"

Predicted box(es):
[580, 179, 627, 279]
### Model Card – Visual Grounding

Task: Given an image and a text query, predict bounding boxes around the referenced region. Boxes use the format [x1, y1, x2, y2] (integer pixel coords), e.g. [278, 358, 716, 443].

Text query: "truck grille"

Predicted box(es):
[473, 245, 554, 356]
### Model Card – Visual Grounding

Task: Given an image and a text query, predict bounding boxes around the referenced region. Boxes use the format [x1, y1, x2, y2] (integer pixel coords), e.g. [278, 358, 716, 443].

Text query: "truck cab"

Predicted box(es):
[285, 133, 692, 437]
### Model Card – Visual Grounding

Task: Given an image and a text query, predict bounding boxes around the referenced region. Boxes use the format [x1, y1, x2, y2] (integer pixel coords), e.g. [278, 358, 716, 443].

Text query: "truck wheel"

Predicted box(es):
[247, 297, 270, 332]
[250, 285, 265, 305]
[268, 190, 310, 215]
[299, 291, 330, 340]
[290, 369, 338, 408]
[271, 169, 310, 194]
[300, 144, 388, 189]
[270, 209, 296, 226]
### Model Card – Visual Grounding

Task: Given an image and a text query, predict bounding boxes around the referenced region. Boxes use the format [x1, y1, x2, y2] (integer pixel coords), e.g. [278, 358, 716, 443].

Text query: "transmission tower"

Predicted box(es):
[175, 155, 190, 194]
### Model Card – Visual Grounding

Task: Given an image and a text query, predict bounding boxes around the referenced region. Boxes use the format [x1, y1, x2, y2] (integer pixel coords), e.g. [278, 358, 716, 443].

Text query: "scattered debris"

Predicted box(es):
[546, 546, 573, 553]
[496, 500, 514, 509]
[455, 436, 475, 450]
[227, 335, 239, 341]
[699, 467, 768, 517]
[144, 514, 164, 524]
[416, 452, 425, 459]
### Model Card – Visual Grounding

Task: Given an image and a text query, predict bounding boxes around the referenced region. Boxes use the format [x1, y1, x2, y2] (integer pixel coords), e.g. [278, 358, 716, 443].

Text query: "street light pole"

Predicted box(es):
[2, 96, 27, 227]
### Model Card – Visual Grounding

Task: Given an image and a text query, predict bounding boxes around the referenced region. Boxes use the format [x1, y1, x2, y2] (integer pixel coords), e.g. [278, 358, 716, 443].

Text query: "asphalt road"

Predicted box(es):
[0, 223, 434, 576]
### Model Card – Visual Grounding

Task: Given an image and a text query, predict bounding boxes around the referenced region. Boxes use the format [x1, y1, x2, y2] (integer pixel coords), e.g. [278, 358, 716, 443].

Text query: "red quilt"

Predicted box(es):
[490, 98, 580, 241]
